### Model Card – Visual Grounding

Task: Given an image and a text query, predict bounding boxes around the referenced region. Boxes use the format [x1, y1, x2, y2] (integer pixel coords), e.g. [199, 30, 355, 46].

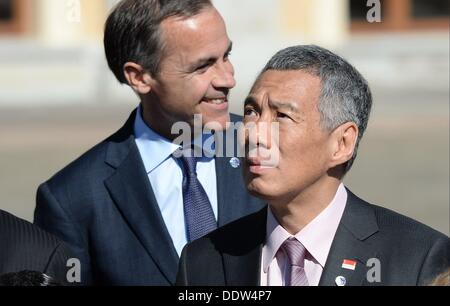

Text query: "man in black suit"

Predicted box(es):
[34, 0, 262, 285]
[0, 209, 71, 285]
[176, 45, 450, 286]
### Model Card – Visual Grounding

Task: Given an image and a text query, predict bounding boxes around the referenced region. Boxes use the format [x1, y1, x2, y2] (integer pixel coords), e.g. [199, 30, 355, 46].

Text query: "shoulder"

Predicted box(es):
[370, 202, 446, 242]
[351, 193, 449, 284]
[0, 210, 65, 259]
[47, 141, 109, 186]
[348, 190, 448, 247]
[42, 110, 136, 195]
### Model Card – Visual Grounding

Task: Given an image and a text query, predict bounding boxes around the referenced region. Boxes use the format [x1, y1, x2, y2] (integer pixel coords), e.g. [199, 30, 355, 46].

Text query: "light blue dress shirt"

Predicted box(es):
[133, 107, 218, 256]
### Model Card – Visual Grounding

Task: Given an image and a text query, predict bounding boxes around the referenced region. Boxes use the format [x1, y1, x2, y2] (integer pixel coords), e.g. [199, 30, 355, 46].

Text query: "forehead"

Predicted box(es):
[251, 70, 321, 102]
[160, 7, 229, 59]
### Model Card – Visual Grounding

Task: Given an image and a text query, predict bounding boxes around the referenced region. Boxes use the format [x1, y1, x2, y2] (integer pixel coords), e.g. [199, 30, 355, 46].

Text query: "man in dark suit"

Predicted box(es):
[176, 45, 450, 286]
[34, 0, 263, 285]
[0, 209, 71, 285]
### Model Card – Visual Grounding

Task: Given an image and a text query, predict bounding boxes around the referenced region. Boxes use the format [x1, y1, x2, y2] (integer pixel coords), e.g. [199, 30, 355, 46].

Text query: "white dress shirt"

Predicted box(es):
[133, 107, 218, 256]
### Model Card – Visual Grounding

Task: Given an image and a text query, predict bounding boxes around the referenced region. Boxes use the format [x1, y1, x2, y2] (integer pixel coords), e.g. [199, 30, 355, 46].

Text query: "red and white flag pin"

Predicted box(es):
[341, 259, 357, 270]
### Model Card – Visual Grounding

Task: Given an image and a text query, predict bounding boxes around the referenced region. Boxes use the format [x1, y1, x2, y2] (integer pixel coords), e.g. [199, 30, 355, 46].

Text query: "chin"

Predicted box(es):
[246, 178, 276, 201]
[203, 113, 230, 131]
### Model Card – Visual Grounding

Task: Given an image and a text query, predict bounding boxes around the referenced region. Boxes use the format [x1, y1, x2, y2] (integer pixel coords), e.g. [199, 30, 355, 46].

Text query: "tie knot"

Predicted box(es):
[281, 237, 307, 267]
[179, 156, 198, 176]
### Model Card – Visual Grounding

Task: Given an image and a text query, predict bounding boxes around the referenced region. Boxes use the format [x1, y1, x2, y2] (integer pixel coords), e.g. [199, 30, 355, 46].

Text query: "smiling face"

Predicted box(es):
[243, 70, 338, 204]
[143, 7, 235, 137]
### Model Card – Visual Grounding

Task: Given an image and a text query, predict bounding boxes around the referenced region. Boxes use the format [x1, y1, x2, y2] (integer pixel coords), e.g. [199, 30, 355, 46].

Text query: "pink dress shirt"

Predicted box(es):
[260, 183, 348, 286]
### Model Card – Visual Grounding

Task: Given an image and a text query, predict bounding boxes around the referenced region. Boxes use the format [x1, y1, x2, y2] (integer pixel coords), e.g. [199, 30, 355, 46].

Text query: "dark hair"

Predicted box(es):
[104, 0, 213, 84]
[259, 45, 372, 173]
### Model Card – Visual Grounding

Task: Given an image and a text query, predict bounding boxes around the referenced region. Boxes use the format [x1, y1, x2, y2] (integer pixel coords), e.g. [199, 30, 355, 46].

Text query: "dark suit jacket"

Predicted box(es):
[176, 189, 450, 286]
[0, 209, 71, 284]
[34, 110, 264, 285]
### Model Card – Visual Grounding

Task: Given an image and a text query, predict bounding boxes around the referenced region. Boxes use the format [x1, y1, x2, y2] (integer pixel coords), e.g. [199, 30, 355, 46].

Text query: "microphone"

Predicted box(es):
[0, 270, 60, 286]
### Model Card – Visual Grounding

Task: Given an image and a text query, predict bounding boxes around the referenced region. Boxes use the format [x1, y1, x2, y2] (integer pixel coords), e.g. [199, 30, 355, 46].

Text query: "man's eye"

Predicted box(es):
[196, 64, 209, 71]
[224, 51, 231, 60]
[244, 108, 257, 117]
[277, 112, 291, 120]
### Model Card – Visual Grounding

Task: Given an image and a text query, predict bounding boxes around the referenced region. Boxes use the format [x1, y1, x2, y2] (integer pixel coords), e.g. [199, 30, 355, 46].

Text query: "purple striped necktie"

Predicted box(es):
[281, 237, 309, 286]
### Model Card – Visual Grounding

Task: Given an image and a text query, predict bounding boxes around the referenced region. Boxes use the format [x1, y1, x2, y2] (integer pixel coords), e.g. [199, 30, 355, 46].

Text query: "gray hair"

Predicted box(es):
[258, 45, 372, 173]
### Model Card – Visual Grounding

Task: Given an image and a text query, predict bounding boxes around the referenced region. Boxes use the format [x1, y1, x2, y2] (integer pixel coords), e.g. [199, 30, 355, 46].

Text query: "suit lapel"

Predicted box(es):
[222, 245, 262, 286]
[214, 121, 252, 227]
[221, 208, 267, 286]
[215, 124, 237, 227]
[104, 110, 179, 284]
[319, 190, 379, 286]
[215, 155, 239, 227]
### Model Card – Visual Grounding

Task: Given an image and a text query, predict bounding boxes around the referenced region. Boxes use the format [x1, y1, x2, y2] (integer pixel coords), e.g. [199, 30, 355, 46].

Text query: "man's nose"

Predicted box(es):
[212, 61, 236, 89]
[247, 116, 273, 150]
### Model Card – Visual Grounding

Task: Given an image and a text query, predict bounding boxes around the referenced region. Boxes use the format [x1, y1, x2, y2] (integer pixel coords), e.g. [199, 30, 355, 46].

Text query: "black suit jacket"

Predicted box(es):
[34, 110, 264, 285]
[0, 210, 71, 284]
[176, 190, 450, 286]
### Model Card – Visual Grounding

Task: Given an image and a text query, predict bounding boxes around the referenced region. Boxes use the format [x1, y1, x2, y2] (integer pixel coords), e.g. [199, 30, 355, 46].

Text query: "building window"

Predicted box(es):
[412, 0, 450, 18]
[0, 0, 28, 34]
[350, 0, 449, 32]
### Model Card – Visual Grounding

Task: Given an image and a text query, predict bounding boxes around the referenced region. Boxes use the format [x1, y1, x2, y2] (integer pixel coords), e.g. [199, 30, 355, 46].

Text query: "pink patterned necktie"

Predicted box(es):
[281, 237, 309, 286]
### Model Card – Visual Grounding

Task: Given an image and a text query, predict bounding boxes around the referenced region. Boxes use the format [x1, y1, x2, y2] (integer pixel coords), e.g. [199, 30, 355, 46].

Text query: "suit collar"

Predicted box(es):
[319, 189, 379, 286]
[340, 189, 379, 241]
[104, 109, 179, 284]
[104, 110, 137, 169]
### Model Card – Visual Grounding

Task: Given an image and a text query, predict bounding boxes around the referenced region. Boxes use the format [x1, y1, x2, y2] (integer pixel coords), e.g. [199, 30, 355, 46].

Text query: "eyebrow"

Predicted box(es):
[245, 96, 298, 113]
[269, 100, 299, 113]
[189, 41, 233, 70]
[244, 96, 259, 109]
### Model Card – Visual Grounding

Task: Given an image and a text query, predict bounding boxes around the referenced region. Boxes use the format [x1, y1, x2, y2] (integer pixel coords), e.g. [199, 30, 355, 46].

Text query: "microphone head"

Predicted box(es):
[0, 270, 60, 286]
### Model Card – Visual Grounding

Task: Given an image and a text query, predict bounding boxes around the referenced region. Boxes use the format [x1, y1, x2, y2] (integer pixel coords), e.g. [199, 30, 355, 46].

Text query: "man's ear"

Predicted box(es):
[329, 122, 359, 168]
[123, 62, 153, 95]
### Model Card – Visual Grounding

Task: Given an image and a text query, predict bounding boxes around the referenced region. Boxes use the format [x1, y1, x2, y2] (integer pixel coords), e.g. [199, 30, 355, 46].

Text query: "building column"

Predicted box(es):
[279, 0, 350, 48]
[35, 0, 106, 46]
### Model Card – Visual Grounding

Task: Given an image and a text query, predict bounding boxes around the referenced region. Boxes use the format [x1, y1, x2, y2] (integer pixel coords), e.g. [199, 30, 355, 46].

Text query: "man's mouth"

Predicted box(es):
[246, 157, 262, 167]
[203, 98, 227, 104]
[246, 157, 277, 173]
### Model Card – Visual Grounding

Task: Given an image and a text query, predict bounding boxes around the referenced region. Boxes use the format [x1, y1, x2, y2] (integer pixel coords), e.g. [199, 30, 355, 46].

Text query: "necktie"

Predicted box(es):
[281, 237, 309, 286]
[179, 155, 217, 242]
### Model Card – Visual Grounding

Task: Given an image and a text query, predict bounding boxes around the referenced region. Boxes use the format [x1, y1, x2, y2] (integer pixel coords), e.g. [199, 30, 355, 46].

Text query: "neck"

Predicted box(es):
[141, 99, 197, 142]
[268, 176, 341, 235]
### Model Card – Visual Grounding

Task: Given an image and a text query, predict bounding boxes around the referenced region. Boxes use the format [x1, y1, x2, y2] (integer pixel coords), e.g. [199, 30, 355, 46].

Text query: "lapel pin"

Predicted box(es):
[229, 157, 240, 168]
[342, 259, 357, 271]
[335, 276, 346, 286]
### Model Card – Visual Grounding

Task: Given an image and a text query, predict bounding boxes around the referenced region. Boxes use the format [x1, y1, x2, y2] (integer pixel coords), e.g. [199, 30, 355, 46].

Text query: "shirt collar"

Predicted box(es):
[134, 106, 216, 174]
[263, 183, 347, 272]
[263, 207, 291, 272]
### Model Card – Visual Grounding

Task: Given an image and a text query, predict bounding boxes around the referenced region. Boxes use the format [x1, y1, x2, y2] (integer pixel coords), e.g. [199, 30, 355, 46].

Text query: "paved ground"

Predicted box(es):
[0, 92, 448, 235]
